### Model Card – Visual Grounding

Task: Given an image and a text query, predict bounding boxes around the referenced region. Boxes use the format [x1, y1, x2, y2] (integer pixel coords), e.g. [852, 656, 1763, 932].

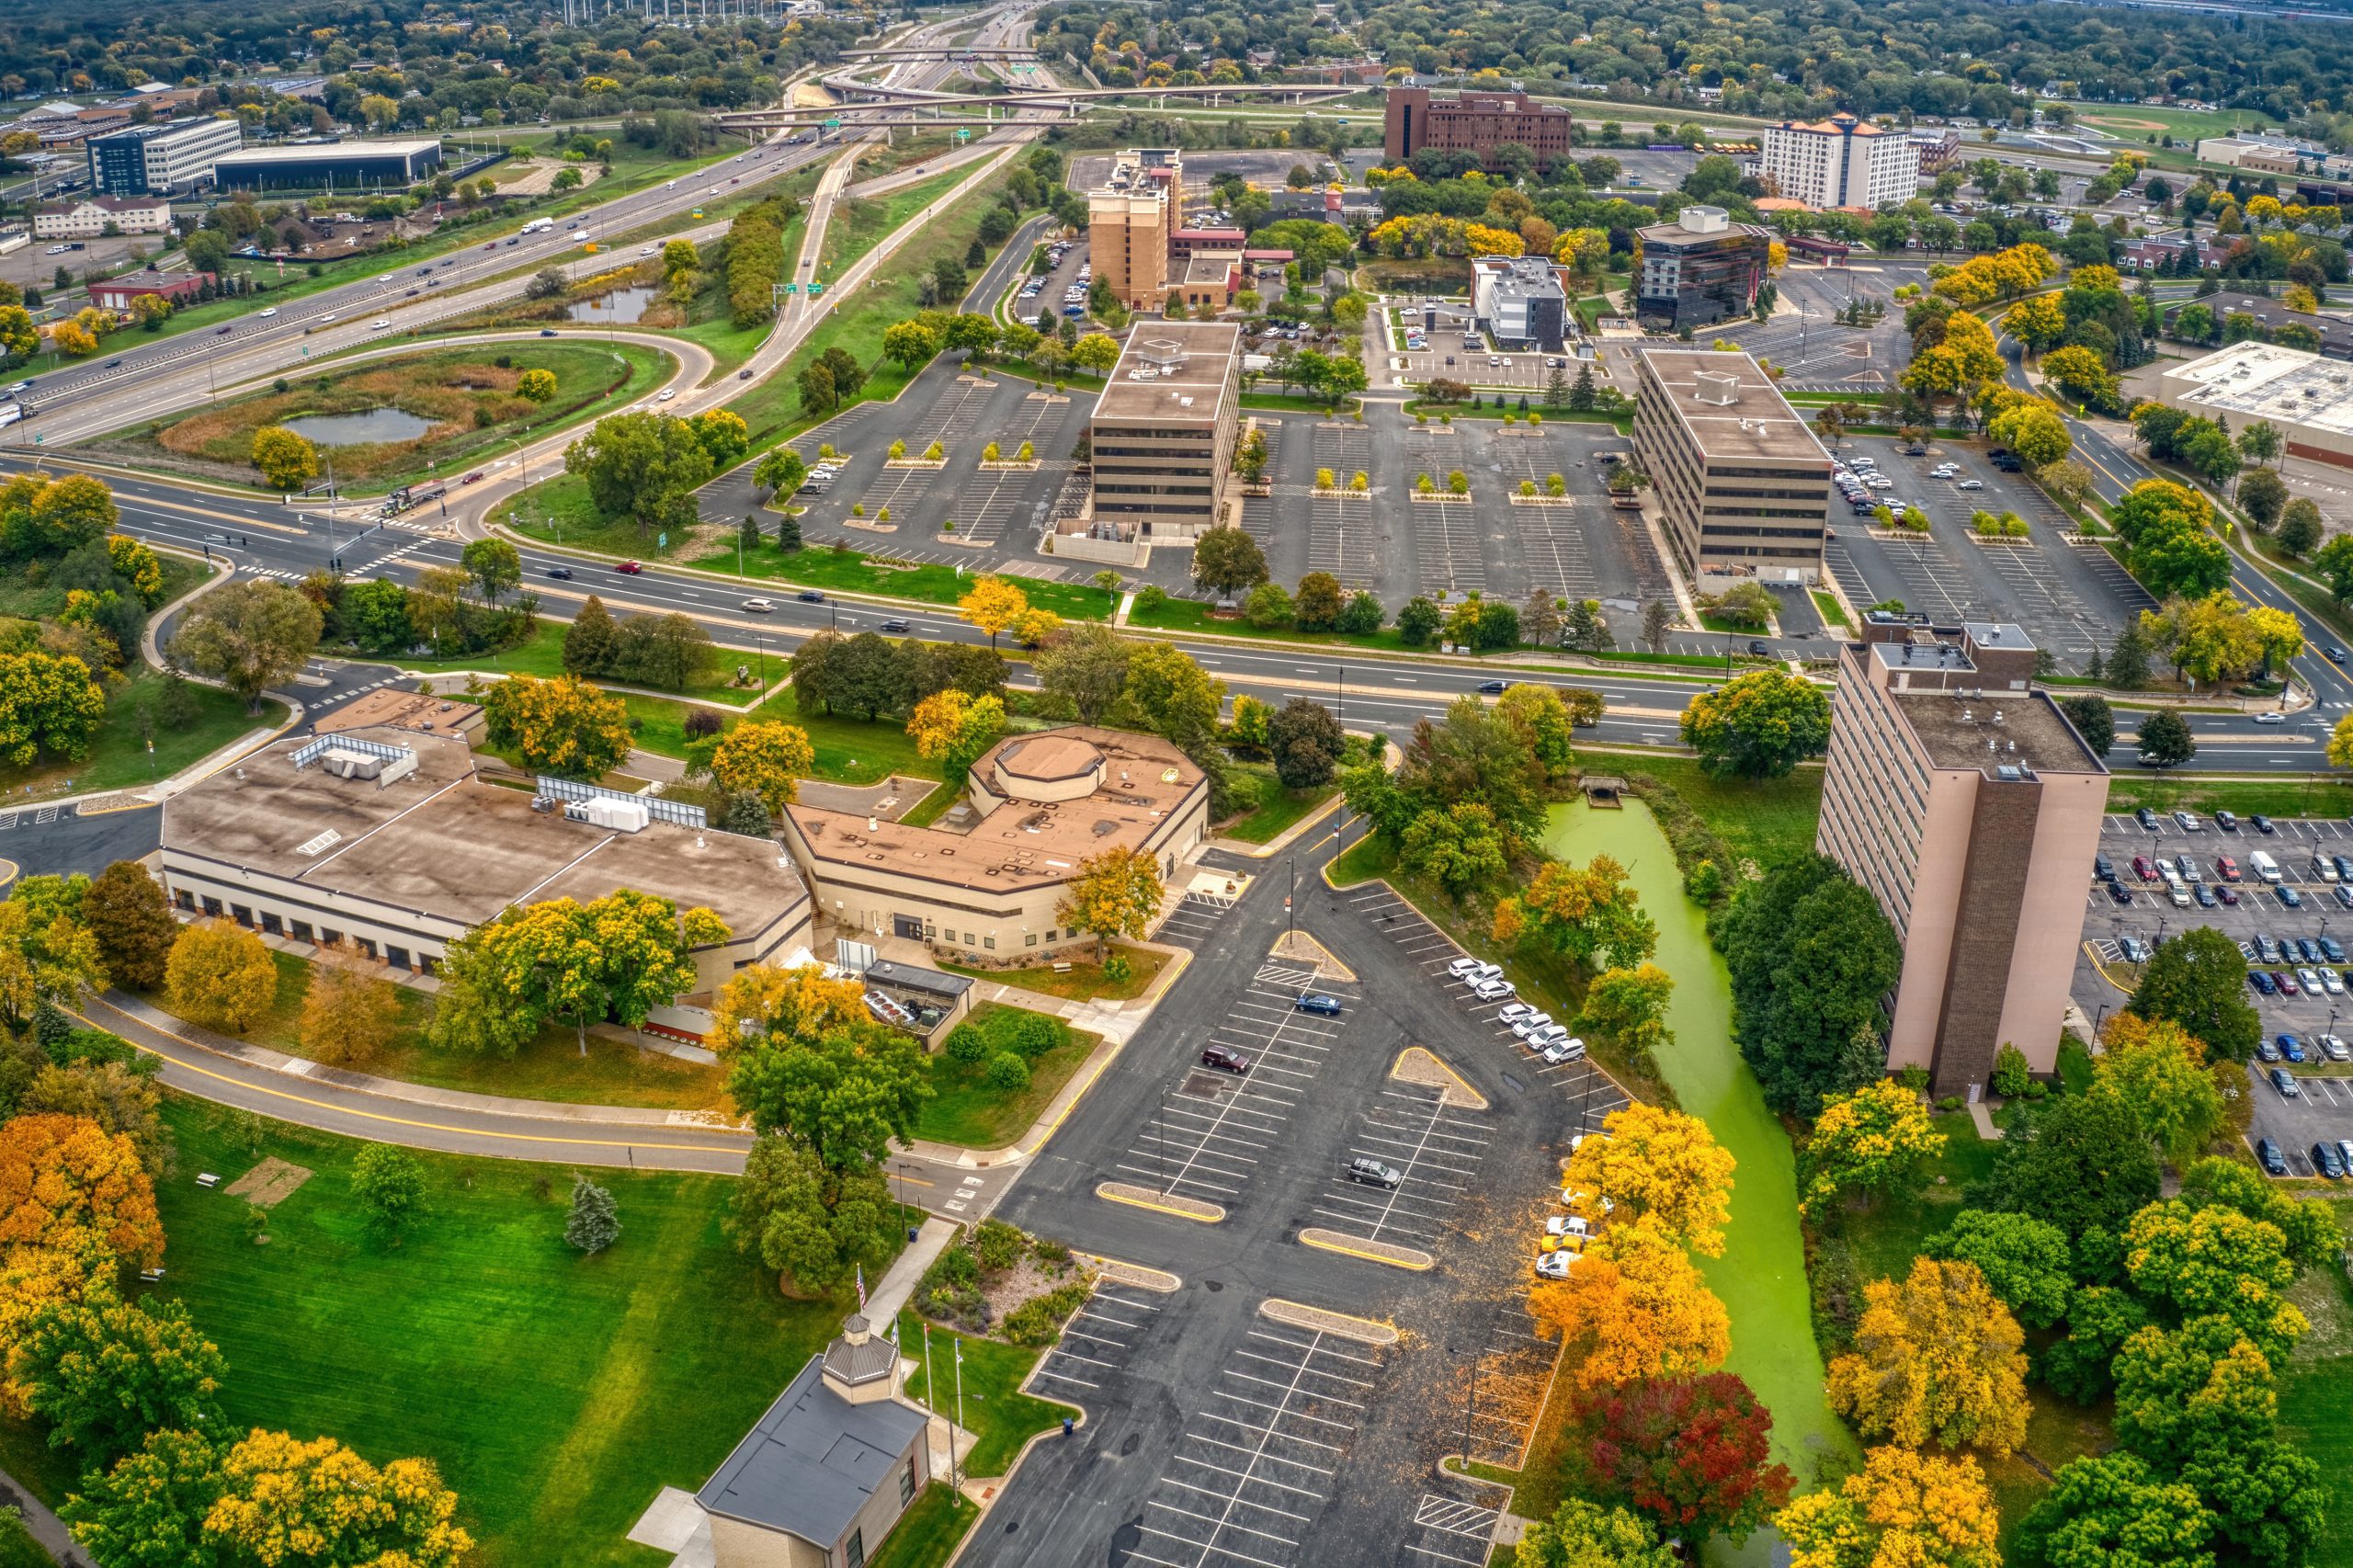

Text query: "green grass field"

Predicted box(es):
[0, 661, 284, 803]
[0, 1098, 899, 1568]
[2103, 774, 2353, 819]
[393, 619, 768, 707]
[816, 166, 985, 283]
[1222, 767, 1338, 845]
[938, 943, 1157, 1004]
[1608, 754, 1824, 875]
[699, 544, 1118, 623]
[868, 1482, 978, 1568]
[759, 699, 940, 785]
[915, 1010, 1097, 1152]
[895, 1308, 1074, 1476]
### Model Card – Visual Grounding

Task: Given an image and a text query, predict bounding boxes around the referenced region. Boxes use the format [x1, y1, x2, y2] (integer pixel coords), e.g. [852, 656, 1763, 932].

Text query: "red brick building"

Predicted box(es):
[1382, 87, 1576, 169]
[88, 270, 213, 311]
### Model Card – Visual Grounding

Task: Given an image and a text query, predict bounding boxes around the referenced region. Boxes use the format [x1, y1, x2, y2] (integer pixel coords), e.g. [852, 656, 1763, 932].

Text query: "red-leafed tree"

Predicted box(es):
[1564, 1370, 1795, 1541]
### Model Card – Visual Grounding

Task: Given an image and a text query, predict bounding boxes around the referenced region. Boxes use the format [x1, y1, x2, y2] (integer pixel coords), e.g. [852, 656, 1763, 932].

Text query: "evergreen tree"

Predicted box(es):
[1542, 364, 1571, 409]
[776, 513, 803, 551]
[2106, 628, 2150, 690]
[964, 237, 986, 270]
[1569, 364, 1598, 411]
[739, 516, 761, 554]
[565, 1176, 620, 1254]
[563, 596, 619, 676]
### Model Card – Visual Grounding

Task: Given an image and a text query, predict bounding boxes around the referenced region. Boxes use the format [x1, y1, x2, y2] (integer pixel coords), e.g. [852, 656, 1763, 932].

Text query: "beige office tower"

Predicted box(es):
[1816, 616, 2110, 1098]
[1088, 149, 1181, 310]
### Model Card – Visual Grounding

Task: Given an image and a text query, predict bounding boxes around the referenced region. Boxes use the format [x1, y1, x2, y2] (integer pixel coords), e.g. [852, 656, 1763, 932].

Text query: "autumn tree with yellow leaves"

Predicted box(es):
[165, 918, 278, 1036]
[708, 962, 872, 1062]
[710, 719, 817, 816]
[0, 1114, 164, 1269]
[1055, 846, 1165, 962]
[906, 688, 1008, 784]
[1825, 1257, 2030, 1456]
[959, 576, 1029, 650]
[480, 673, 632, 779]
[1775, 1446, 2001, 1568]
[1562, 1105, 1735, 1256]
[1529, 1225, 1731, 1387]
[1799, 1078, 1946, 1213]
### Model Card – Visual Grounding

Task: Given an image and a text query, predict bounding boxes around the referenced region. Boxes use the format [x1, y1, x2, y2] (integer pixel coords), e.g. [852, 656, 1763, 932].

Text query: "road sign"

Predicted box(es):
[808, 281, 825, 295]
[825, 118, 842, 129]
[658, 531, 667, 550]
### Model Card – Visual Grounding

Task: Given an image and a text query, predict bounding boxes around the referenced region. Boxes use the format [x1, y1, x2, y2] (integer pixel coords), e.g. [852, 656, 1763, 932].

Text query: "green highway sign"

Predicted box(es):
[824, 118, 842, 129]
[808, 282, 825, 295]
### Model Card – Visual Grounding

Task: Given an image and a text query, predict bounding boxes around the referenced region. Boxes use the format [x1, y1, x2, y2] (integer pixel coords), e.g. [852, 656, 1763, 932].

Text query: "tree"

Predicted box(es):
[1055, 846, 1163, 961]
[1514, 1499, 1678, 1568]
[906, 690, 1006, 784]
[2111, 1312, 2278, 1460]
[1680, 669, 1831, 779]
[1245, 582, 1295, 630]
[1775, 1447, 2000, 1568]
[2093, 1015, 2229, 1163]
[0, 649, 104, 773]
[0, 1114, 164, 1268]
[1968, 1090, 2162, 1244]
[167, 580, 322, 713]
[1989, 403, 2071, 469]
[2003, 293, 2067, 352]
[0, 893, 106, 1031]
[298, 953, 398, 1067]
[1294, 572, 1344, 632]
[1801, 1078, 1947, 1213]
[79, 862, 173, 994]
[1071, 333, 1121, 373]
[1266, 699, 1345, 789]
[1720, 856, 1902, 1115]
[2123, 1200, 2305, 1360]
[480, 674, 631, 779]
[351, 1145, 426, 1245]
[2279, 498, 2325, 559]
[709, 721, 816, 816]
[1496, 685, 1578, 779]
[1494, 853, 1657, 973]
[1573, 964, 1675, 1074]
[754, 445, 807, 503]
[2134, 708, 2196, 769]
[249, 426, 318, 492]
[958, 576, 1028, 649]
[2178, 1155, 2342, 1272]
[516, 368, 558, 403]
[2016, 1452, 2216, 1568]
[206, 1429, 471, 1565]
[729, 1135, 892, 1295]
[563, 595, 620, 676]
[459, 537, 522, 609]
[1397, 597, 1442, 646]
[1121, 642, 1223, 753]
[1562, 1103, 1733, 1256]
[488, 891, 702, 1055]
[563, 411, 715, 533]
[1404, 803, 1510, 897]
[2238, 467, 2288, 532]
[565, 1176, 620, 1255]
[1565, 1371, 1795, 1541]
[1191, 528, 1269, 597]
[1924, 1210, 2075, 1330]
[165, 920, 276, 1035]
[1033, 624, 1132, 725]
[2057, 694, 2114, 756]
[62, 1427, 224, 1568]
[2130, 926, 2260, 1061]
[726, 1014, 930, 1171]
[17, 1292, 225, 1460]
[881, 319, 939, 374]
[1529, 1225, 1730, 1386]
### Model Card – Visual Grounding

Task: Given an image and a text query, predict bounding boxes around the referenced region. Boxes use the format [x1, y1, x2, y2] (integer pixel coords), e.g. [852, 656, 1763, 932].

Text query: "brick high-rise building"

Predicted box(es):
[1087, 148, 1182, 310]
[1817, 617, 2109, 1097]
[1382, 86, 1575, 170]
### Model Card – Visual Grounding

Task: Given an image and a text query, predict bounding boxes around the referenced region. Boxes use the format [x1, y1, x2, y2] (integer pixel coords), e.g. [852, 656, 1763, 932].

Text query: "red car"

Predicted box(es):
[460, 471, 484, 485]
[2217, 856, 2242, 882]
[616, 561, 643, 574]
[1200, 1046, 1250, 1074]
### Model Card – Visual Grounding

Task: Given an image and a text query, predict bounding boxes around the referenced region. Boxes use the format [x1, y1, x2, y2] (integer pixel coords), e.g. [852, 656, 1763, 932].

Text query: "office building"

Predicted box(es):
[1817, 616, 2109, 1096]
[85, 118, 243, 196]
[1634, 205, 1773, 331]
[212, 138, 444, 191]
[32, 196, 173, 239]
[1470, 255, 1568, 350]
[2157, 340, 2353, 470]
[1756, 113, 1916, 210]
[1382, 86, 1575, 169]
[1087, 148, 1181, 309]
[160, 725, 813, 989]
[1086, 323, 1242, 540]
[1630, 348, 1831, 583]
[88, 269, 212, 311]
[779, 726, 1211, 960]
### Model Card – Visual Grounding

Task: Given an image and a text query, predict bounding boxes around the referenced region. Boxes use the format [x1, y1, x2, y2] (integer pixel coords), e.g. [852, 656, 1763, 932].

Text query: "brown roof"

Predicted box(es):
[314, 688, 483, 739]
[996, 734, 1103, 782]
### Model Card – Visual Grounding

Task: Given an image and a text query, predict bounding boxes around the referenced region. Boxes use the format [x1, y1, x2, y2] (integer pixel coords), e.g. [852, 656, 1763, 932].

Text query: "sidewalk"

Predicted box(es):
[0, 1462, 86, 1566]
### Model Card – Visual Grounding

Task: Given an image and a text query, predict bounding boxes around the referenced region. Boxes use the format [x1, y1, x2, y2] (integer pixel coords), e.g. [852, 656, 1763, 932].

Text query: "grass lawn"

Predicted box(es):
[902, 780, 963, 827]
[1811, 590, 1855, 635]
[131, 949, 729, 1111]
[2103, 773, 2353, 819]
[1610, 754, 1824, 875]
[0, 660, 284, 804]
[0, 1096, 896, 1567]
[0, 1515, 43, 1568]
[868, 1482, 979, 1568]
[699, 543, 1118, 622]
[1221, 767, 1338, 845]
[497, 472, 708, 566]
[762, 699, 941, 786]
[938, 942, 1159, 1004]
[393, 619, 770, 707]
[817, 166, 985, 281]
[915, 1006, 1097, 1150]
[895, 1308, 1075, 1477]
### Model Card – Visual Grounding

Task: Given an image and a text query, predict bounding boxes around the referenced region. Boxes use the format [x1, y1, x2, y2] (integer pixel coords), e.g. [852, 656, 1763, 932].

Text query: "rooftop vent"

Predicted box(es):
[1693, 370, 1739, 405]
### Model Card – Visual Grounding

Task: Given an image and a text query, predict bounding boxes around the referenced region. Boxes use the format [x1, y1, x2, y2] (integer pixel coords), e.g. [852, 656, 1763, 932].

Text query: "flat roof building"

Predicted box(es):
[212, 137, 444, 191]
[1383, 86, 1575, 170]
[1630, 348, 1831, 584]
[32, 196, 172, 239]
[88, 269, 213, 311]
[1634, 206, 1773, 332]
[1086, 323, 1242, 540]
[86, 118, 243, 195]
[160, 725, 812, 988]
[1818, 617, 2109, 1096]
[779, 725, 1211, 963]
[1757, 113, 1916, 211]
[1470, 255, 1569, 351]
[1088, 148, 1181, 310]
[2157, 340, 2353, 468]
[2163, 290, 2353, 358]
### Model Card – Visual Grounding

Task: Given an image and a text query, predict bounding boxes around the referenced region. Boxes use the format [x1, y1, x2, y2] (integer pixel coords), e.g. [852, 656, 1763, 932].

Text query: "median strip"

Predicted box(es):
[1391, 1047, 1486, 1110]
[1080, 1254, 1183, 1292]
[1095, 1182, 1224, 1222]
[1258, 1297, 1402, 1345]
[1298, 1228, 1434, 1270]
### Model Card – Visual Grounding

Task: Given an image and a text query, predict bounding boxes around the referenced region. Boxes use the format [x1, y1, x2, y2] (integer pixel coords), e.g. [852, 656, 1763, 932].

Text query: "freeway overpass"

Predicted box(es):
[720, 77, 1354, 127]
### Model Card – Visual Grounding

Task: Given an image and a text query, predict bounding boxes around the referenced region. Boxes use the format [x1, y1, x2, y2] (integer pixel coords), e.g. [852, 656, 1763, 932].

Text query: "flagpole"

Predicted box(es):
[953, 1343, 966, 1494]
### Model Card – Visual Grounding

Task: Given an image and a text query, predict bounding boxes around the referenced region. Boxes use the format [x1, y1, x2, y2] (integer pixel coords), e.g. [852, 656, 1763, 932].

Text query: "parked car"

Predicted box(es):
[1534, 1252, 1576, 1279]
[1295, 993, 1343, 1017]
[2325, 1034, 2352, 1062]
[1472, 977, 1516, 1002]
[1498, 1003, 1535, 1024]
[2251, 970, 2279, 995]
[2216, 856, 2240, 881]
[2278, 970, 2302, 995]
[2282, 887, 2306, 908]
[2175, 811, 2203, 832]
[2313, 1142, 2347, 1179]
[1509, 1012, 1555, 1040]
[1447, 957, 1489, 980]
[2271, 1066, 2302, 1098]
[1541, 1036, 1587, 1064]
[2252, 814, 2277, 834]
[2256, 1137, 2288, 1176]
[1200, 1046, 1250, 1074]
[2216, 811, 2240, 831]
[2137, 806, 2161, 831]
[2108, 881, 2134, 904]
[2218, 885, 2241, 906]
[1346, 1157, 1401, 1188]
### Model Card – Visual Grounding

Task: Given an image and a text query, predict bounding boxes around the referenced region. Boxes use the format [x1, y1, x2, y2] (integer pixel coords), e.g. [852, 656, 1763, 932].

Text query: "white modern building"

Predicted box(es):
[2157, 340, 2353, 472]
[32, 195, 172, 239]
[85, 117, 243, 196]
[1756, 114, 1917, 210]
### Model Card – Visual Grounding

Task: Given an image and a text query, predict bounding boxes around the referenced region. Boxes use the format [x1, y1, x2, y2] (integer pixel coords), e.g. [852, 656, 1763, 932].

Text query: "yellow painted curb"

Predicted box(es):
[1258, 1297, 1401, 1345]
[0, 859, 15, 892]
[76, 797, 155, 817]
[1272, 928, 1357, 982]
[1080, 1254, 1183, 1292]
[1299, 1228, 1434, 1270]
[1095, 1182, 1225, 1222]
[2082, 940, 2136, 995]
[1392, 1046, 1487, 1110]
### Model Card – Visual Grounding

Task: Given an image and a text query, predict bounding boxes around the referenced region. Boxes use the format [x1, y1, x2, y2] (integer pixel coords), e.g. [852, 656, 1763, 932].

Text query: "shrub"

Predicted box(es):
[988, 1007, 1064, 1059]
[985, 1051, 1031, 1091]
[1135, 585, 1166, 613]
[920, 1244, 979, 1294]
[1002, 1278, 1095, 1346]
[945, 1023, 989, 1063]
[1103, 952, 1133, 983]
[972, 1218, 1024, 1272]
[1895, 1063, 1931, 1094]
[1936, 1095, 1964, 1112]
[1991, 1040, 2031, 1097]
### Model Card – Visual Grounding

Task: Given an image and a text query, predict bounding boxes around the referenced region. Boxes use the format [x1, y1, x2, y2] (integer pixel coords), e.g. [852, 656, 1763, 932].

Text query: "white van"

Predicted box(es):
[2250, 849, 2282, 884]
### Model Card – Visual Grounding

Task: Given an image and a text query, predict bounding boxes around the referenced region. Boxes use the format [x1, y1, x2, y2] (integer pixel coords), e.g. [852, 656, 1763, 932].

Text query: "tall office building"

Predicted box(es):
[1087, 323, 1241, 540]
[1382, 87, 1576, 169]
[1634, 206, 1774, 331]
[1630, 348, 1830, 583]
[1756, 113, 1917, 210]
[1087, 148, 1181, 310]
[86, 118, 244, 196]
[1817, 617, 2109, 1096]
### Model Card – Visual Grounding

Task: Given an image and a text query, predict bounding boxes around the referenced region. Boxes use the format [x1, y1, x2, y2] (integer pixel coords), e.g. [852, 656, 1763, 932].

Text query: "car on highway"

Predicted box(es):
[215, 324, 233, 335]
[1200, 1046, 1250, 1074]
[369, 318, 390, 329]
[3, 381, 26, 394]
[544, 566, 574, 581]
[2256, 1137, 2288, 1176]
[258, 308, 278, 318]
[1477, 679, 1509, 695]
[741, 597, 776, 613]
[881, 619, 911, 635]
[541, 329, 559, 337]
[2331, 647, 2349, 665]
[615, 561, 643, 574]
[460, 472, 483, 485]
[2256, 711, 2286, 724]
[796, 589, 825, 604]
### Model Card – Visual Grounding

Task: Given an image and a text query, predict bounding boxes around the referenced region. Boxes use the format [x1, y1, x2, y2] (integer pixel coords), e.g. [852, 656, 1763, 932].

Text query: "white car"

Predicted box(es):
[1541, 1036, 1587, 1064]
[369, 318, 390, 329]
[1546, 1214, 1592, 1241]
[2323, 1034, 2351, 1062]
[1956, 479, 1984, 490]
[1509, 1012, 1555, 1040]
[2256, 711, 2286, 724]
[741, 597, 776, 613]
[1558, 1187, 1617, 1215]
[1534, 1251, 1577, 1279]
[1472, 977, 1516, 1002]
[1447, 957, 1493, 981]
[2299, 966, 2324, 992]
[1527, 1025, 1571, 1051]
[2326, 970, 2347, 996]
[641, 245, 656, 257]
[259, 307, 278, 318]
[657, 389, 676, 401]
[1497, 1002, 1535, 1024]
[320, 313, 337, 324]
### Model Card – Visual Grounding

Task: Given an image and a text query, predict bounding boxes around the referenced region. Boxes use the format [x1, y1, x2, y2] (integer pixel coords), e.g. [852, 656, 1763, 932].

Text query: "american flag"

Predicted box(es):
[855, 1264, 868, 1309]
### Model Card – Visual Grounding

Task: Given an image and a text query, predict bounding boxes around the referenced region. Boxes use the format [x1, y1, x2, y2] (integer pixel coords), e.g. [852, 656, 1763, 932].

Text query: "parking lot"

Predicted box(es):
[1713, 261, 1927, 392]
[1823, 435, 2153, 672]
[1003, 235, 1091, 333]
[2077, 809, 2353, 1178]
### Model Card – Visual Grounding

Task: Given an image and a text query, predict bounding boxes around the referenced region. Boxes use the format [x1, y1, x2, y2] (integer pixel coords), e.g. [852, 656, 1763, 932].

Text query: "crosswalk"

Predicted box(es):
[356, 539, 438, 574]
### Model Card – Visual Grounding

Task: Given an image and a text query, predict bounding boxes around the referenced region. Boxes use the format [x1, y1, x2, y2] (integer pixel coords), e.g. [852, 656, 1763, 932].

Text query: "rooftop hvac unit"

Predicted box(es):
[1694, 370, 1739, 405]
[580, 796, 651, 833]
[320, 748, 384, 780]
